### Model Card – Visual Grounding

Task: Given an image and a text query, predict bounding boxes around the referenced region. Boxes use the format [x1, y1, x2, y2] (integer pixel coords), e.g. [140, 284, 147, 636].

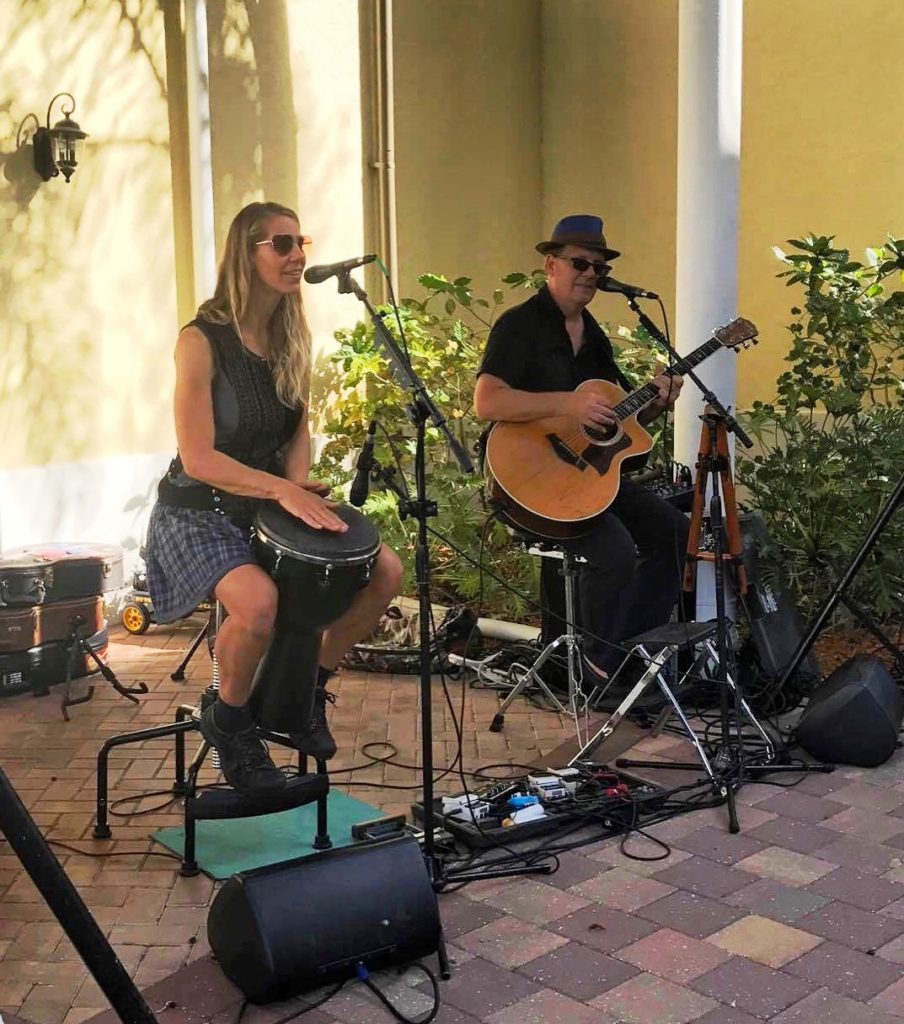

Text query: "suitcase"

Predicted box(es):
[0, 597, 105, 653]
[0, 625, 109, 698]
[0, 543, 123, 605]
[0, 554, 51, 606]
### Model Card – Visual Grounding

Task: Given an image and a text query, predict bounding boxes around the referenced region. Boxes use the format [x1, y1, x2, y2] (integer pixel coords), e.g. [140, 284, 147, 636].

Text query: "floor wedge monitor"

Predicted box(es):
[796, 654, 902, 767]
[207, 836, 441, 1003]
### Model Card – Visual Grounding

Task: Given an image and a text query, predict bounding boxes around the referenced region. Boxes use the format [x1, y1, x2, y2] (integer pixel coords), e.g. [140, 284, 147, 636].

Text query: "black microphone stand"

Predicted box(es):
[623, 297, 831, 831]
[333, 270, 547, 893]
[777, 469, 904, 686]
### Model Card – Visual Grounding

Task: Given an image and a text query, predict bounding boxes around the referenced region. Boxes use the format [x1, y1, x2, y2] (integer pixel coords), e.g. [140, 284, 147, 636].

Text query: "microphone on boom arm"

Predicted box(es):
[597, 275, 659, 300]
[303, 254, 377, 285]
[349, 420, 378, 507]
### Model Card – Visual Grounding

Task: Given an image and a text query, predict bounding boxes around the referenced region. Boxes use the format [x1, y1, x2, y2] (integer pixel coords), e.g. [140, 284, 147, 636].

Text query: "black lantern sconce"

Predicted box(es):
[17, 93, 88, 183]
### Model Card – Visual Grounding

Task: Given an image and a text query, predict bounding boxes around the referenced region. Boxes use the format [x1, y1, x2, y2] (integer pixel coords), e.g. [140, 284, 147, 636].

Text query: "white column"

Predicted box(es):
[674, 0, 744, 619]
[186, 0, 216, 302]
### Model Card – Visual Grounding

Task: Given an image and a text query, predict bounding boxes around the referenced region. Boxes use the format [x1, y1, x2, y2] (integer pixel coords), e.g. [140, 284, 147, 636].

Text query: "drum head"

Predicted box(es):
[254, 502, 380, 566]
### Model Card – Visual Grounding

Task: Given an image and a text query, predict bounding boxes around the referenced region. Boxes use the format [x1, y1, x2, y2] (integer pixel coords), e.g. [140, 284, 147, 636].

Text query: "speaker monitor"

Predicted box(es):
[796, 654, 902, 767]
[739, 512, 821, 684]
[207, 836, 441, 1004]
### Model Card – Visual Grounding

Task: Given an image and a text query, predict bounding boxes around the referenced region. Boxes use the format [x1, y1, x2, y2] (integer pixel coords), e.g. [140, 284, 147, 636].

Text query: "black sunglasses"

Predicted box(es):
[255, 233, 312, 256]
[552, 253, 611, 276]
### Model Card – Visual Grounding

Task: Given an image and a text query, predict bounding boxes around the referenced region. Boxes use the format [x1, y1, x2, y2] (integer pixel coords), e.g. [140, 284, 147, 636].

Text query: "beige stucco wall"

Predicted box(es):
[205, 0, 367, 363]
[738, 0, 904, 406]
[0, 0, 177, 472]
[392, 0, 544, 298]
[540, 1, 679, 340]
[2, 0, 901, 485]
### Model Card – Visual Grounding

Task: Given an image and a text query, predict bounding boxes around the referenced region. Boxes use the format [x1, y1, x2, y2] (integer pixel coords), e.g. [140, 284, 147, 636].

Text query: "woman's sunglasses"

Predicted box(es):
[256, 234, 312, 256]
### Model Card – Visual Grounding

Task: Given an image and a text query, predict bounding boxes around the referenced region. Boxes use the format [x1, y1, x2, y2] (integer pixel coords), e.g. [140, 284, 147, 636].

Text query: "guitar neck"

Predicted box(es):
[614, 335, 723, 420]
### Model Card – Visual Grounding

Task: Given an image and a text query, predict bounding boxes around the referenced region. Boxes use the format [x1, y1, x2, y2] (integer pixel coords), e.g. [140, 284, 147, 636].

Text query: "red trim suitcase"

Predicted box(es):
[0, 597, 105, 653]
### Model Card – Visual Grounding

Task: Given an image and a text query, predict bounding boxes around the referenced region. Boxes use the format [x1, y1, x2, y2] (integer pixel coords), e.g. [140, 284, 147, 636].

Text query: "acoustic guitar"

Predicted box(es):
[484, 317, 758, 539]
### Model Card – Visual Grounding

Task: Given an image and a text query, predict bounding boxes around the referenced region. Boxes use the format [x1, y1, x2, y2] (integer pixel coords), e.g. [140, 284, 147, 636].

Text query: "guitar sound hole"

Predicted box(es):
[584, 422, 619, 444]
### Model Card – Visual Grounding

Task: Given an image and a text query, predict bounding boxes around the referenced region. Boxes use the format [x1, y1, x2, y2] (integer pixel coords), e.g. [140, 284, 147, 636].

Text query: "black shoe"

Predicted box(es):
[290, 684, 338, 761]
[199, 705, 286, 792]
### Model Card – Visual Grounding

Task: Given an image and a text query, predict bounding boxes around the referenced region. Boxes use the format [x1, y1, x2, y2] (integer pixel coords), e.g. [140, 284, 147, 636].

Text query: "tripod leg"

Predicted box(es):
[489, 635, 572, 731]
[171, 622, 210, 681]
[567, 646, 672, 766]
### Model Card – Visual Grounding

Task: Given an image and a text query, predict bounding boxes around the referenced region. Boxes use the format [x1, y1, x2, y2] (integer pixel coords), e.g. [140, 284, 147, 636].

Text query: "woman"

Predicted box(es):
[146, 201, 402, 793]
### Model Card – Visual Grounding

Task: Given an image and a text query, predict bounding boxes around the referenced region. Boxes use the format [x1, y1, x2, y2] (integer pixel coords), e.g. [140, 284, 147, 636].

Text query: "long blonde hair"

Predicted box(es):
[197, 201, 312, 408]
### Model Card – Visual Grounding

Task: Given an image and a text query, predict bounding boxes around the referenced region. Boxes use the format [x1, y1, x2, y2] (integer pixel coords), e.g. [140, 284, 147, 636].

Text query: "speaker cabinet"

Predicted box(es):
[207, 837, 441, 1003]
[796, 654, 903, 767]
[739, 512, 821, 684]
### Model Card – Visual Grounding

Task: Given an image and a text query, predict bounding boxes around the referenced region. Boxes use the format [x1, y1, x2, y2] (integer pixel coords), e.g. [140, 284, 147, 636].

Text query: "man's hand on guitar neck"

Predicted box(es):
[639, 369, 685, 424]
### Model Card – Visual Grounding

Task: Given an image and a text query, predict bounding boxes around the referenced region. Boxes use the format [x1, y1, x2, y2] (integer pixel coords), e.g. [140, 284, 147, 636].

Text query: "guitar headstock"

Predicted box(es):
[714, 317, 758, 350]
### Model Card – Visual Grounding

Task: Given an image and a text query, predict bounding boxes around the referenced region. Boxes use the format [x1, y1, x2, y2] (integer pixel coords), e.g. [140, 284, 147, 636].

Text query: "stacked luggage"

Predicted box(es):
[0, 543, 123, 697]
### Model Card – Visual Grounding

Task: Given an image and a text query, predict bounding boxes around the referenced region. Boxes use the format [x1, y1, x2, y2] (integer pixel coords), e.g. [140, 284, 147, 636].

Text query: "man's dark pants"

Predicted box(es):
[542, 479, 690, 675]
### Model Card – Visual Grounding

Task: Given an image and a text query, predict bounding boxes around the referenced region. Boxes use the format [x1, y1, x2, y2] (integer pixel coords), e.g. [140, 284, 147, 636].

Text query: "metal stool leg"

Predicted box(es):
[568, 642, 717, 782]
[489, 550, 590, 740]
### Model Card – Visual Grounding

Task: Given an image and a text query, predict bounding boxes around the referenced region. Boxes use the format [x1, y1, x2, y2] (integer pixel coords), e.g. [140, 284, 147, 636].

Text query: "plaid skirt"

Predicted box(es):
[145, 504, 257, 622]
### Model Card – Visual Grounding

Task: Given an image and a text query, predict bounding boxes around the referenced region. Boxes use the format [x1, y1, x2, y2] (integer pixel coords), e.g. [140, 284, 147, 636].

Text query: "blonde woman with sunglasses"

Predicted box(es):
[146, 202, 402, 793]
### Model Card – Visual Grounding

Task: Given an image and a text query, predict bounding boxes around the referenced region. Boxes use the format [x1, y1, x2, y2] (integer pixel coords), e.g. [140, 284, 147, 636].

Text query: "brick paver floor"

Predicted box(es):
[1, 618, 902, 1023]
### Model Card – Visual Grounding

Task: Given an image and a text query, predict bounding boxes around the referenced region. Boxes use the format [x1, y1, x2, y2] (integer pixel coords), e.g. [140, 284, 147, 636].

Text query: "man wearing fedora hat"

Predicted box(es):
[474, 214, 689, 680]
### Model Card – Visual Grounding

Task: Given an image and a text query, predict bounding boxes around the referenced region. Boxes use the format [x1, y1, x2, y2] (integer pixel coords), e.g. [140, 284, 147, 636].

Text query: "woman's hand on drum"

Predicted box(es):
[298, 479, 332, 497]
[277, 482, 348, 532]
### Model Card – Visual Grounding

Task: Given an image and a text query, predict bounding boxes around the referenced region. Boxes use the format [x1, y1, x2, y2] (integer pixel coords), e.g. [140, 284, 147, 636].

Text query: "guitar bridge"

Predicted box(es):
[546, 433, 590, 471]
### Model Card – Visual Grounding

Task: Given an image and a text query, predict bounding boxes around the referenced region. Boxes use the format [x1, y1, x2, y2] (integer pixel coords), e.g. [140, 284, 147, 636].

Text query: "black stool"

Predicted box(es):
[93, 606, 331, 877]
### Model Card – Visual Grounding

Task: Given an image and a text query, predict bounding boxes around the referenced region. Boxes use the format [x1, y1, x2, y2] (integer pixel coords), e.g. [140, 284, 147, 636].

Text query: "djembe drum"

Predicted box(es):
[248, 501, 381, 733]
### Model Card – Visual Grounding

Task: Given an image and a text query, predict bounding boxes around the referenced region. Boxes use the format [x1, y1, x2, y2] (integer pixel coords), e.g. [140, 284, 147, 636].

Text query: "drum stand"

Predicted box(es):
[338, 272, 549, 905]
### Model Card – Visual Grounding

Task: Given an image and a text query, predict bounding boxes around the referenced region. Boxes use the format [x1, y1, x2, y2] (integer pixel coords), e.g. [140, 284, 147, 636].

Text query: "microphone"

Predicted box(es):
[597, 276, 659, 300]
[349, 420, 377, 507]
[303, 254, 377, 285]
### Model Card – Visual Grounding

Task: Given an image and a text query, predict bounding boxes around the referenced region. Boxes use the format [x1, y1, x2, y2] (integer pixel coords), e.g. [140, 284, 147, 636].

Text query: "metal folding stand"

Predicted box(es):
[568, 621, 773, 778]
[610, 300, 833, 829]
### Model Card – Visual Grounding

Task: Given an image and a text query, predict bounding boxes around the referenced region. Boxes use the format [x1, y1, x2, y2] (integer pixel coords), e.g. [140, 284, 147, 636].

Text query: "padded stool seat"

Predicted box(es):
[187, 772, 329, 822]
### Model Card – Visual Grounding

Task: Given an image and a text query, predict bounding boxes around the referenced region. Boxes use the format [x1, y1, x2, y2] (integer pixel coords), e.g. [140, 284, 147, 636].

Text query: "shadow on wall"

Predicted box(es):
[207, 0, 300, 238]
[0, 0, 174, 478]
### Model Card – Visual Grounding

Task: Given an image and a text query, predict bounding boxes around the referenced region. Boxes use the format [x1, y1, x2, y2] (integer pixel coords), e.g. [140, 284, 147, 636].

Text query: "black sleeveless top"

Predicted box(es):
[157, 318, 303, 526]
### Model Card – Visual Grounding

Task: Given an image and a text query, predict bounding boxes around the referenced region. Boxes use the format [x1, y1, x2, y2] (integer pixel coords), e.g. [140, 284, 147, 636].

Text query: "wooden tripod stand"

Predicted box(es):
[684, 406, 748, 598]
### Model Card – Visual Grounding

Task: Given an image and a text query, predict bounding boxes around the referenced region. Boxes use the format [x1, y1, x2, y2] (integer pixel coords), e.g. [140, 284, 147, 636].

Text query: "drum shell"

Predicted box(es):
[252, 503, 381, 633]
[255, 544, 374, 632]
[248, 631, 321, 734]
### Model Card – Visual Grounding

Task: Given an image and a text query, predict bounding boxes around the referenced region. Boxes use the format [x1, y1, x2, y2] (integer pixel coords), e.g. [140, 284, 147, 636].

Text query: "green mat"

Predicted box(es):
[153, 791, 383, 880]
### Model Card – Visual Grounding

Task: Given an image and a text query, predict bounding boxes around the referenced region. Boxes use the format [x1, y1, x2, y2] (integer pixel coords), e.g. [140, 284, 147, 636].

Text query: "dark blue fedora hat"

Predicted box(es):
[536, 214, 620, 260]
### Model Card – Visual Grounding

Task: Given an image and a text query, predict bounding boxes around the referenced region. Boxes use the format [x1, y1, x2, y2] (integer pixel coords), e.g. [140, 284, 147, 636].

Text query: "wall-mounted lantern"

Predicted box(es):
[17, 93, 88, 183]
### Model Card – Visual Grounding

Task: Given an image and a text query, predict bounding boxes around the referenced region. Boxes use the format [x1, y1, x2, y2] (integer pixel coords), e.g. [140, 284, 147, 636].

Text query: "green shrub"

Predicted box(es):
[737, 235, 904, 621]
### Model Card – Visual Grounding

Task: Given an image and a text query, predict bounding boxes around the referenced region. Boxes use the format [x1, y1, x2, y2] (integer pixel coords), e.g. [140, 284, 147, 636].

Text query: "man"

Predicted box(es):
[474, 214, 689, 680]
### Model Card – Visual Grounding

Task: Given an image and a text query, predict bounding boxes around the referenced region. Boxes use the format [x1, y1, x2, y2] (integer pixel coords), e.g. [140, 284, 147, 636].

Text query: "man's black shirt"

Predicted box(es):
[478, 285, 632, 393]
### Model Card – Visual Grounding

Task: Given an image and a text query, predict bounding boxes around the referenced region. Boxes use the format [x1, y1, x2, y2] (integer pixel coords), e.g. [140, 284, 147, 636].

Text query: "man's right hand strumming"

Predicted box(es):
[564, 388, 617, 429]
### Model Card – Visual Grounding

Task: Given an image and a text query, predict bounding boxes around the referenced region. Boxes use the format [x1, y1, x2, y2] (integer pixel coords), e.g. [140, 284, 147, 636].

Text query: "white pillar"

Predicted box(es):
[186, 0, 216, 302]
[674, 0, 743, 619]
